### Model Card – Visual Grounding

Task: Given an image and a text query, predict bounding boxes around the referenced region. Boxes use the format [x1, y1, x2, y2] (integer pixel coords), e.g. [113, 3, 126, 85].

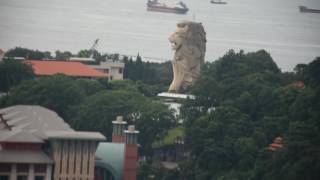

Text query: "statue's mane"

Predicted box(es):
[180, 21, 206, 45]
[176, 21, 207, 63]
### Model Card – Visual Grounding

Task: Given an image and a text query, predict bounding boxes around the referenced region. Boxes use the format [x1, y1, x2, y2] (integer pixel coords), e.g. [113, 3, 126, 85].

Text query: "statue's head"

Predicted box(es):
[168, 21, 207, 93]
[169, 21, 206, 53]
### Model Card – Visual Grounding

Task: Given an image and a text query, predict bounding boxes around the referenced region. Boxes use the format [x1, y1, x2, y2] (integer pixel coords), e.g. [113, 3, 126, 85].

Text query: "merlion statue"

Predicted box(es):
[168, 21, 206, 93]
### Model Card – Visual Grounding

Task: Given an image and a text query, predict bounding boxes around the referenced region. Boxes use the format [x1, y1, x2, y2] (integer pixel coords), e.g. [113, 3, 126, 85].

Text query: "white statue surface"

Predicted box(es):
[168, 21, 206, 93]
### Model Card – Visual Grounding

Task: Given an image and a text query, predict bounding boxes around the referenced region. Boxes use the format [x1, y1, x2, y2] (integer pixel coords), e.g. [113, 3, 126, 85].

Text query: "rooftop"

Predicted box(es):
[45, 131, 106, 141]
[69, 57, 95, 62]
[0, 130, 44, 143]
[89, 61, 125, 69]
[95, 142, 125, 180]
[157, 92, 195, 100]
[25, 60, 106, 78]
[0, 105, 73, 139]
[0, 105, 106, 142]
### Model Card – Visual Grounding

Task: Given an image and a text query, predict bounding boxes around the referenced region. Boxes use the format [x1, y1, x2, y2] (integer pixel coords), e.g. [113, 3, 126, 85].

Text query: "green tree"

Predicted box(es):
[70, 90, 174, 155]
[0, 59, 34, 92]
[185, 106, 256, 180]
[123, 55, 172, 86]
[250, 58, 320, 180]
[107, 79, 139, 92]
[301, 57, 320, 88]
[179, 50, 307, 180]
[74, 78, 105, 96]
[55, 50, 72, 60]
[2, 75, 86, 119]
[5, 47, 51, 60]
[252, 87, 320, 180]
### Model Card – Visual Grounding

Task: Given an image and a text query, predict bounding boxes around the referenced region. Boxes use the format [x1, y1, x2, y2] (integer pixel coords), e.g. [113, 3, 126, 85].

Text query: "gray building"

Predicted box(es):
[0, 105, 105, 180]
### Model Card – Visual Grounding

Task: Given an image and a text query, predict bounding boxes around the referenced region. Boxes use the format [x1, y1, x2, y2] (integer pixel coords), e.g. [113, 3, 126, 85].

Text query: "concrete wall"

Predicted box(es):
[51, 140, 97, 180]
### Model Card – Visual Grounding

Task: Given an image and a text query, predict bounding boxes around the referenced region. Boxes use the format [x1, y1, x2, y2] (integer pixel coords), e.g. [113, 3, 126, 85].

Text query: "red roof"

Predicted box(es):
[268, 136, 284, 151]
[26, 60, 106, 78]
[290, 81, 305, 89]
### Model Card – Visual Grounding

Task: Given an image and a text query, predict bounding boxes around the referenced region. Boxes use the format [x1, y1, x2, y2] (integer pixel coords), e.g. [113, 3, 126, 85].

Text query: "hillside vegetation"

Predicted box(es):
[1, 47, 319, 180]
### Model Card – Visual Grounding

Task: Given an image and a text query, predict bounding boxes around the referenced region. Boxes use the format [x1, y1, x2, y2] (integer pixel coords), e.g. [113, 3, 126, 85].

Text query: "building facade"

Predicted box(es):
[0, 107, 139, 180]
[0, 106, 105, 180]
[89, 61, 124, 80]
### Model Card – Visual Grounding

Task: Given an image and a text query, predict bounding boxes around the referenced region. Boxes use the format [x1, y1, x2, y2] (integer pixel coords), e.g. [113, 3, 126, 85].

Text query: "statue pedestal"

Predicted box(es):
[157, 92, 195, 123]
[157, 92, 195, 100]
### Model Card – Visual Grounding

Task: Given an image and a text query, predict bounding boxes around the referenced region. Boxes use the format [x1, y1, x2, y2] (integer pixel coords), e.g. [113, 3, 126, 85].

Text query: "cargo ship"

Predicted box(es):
[211, 0, 227, 4]
[299, 6, 320, 14]
[147, 0, 189, 14]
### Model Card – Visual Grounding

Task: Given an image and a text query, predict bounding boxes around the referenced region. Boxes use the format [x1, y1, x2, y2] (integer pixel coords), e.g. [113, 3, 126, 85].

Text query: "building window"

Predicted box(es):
[0, 163, 11, 172]
[0, 176, 9, 180]
[103, 69, 109, 74]
[35, 176, 44, 180]
[34, 164, 46, 173]
[17, 164, 28, 173]
[118, 68, 123, 74]
[17, 176, 27, 180]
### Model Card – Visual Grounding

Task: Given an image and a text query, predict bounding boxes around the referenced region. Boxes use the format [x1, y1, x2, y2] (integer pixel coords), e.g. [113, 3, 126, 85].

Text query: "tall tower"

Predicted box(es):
[123, 125, 139, 180]
[112, 116, 127, 143]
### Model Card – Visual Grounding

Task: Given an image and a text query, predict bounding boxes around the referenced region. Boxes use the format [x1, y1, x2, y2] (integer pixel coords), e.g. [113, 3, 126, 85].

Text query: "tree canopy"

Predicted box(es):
[0, 59, 35, 92]
[1, 75, 91, 119]
[5, 47, 52, 60]
[1, 47, 319, 179]
[177, 50, 320, 180]
[70, 89, 174, 155]
[0, 74, 174, 156]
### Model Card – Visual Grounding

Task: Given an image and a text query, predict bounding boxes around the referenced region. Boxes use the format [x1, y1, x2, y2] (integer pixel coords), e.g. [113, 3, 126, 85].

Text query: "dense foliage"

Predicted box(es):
[5, 47, 52, 60]
[0, 74, 174, 156]
[70, 89, 174, 155]
[0, 59, 35, 92]
[1, 75, 101, 118]
[123, 54, 172, 86]
[1, 47, 319, 179]
[177, 50, 320, 180]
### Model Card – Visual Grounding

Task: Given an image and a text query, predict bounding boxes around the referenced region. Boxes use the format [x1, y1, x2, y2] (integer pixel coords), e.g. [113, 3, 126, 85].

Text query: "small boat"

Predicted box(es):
[211, 0, 227, 4]
[299, 6, 320, 14]
[147, 0, 189, 14]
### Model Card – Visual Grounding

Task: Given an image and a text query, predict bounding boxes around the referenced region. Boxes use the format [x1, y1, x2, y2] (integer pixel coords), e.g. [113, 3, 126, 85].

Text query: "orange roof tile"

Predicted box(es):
[26, 60, 106, 78]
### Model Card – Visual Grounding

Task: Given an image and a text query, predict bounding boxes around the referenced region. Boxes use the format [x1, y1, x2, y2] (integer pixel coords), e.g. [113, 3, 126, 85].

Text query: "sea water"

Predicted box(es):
[0, 0, 320, 71]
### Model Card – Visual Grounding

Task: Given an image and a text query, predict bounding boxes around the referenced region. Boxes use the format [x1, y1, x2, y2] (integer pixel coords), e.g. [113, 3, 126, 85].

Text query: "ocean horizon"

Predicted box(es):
[0, 0, 320, 71]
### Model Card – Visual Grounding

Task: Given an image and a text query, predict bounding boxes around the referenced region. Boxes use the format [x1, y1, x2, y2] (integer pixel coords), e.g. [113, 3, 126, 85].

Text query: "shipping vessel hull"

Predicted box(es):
[299, 6, 320, 14]
[147, 6, 188, 14]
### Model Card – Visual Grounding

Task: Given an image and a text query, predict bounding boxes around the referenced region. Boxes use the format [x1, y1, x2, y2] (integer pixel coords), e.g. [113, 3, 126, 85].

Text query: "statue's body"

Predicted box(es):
[168, 21, 206, 93]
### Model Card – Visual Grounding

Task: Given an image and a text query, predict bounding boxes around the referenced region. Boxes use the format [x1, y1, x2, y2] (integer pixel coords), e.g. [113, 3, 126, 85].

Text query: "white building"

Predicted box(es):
[157, 92, 195, 123]
[90, 61, 125, 80]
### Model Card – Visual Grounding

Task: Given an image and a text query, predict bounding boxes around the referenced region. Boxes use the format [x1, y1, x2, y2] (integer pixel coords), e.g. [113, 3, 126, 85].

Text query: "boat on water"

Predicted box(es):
[147, 0, 189, 14]
[299, 6, 320, 14]
[211, 0, 227, 4]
